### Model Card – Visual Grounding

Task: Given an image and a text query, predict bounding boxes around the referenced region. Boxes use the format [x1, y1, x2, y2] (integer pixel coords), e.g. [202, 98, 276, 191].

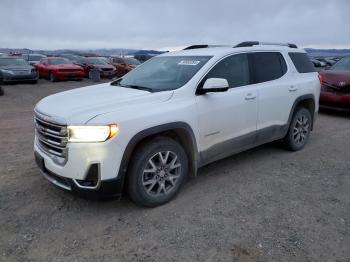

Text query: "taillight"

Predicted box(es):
[318, 73, 324, 84]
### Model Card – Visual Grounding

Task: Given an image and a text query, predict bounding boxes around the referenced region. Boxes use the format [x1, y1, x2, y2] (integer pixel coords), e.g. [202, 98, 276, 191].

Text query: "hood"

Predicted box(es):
[35, 83, 173, 124]
[320, 70, 350, 89]
[48, 64, 83, 70]
[0, 65, 32, 71]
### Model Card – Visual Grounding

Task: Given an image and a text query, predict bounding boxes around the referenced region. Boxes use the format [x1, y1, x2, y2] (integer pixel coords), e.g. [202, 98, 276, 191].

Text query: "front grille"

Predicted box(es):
[35, 116, 68, 163]
[58, 69, 79, 72]
[101, 68, 113, 71]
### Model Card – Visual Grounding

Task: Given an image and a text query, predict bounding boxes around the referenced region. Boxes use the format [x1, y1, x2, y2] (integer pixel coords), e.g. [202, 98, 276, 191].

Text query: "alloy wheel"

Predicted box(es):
[293, 114, 310, 145]
[142, 151, 181, 197]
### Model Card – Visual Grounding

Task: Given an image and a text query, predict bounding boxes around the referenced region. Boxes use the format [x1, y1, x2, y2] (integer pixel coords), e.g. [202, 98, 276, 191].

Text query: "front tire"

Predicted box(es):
[283, 107, 312, 151]
[127, 137, 188, 207]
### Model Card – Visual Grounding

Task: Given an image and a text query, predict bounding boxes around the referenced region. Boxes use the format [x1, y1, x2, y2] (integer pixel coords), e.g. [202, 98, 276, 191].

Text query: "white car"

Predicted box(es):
[34, 42, 320, 207]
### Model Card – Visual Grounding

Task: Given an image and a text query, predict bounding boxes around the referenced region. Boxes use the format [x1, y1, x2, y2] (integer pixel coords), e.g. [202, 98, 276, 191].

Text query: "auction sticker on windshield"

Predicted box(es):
[178, 60, 201, 65]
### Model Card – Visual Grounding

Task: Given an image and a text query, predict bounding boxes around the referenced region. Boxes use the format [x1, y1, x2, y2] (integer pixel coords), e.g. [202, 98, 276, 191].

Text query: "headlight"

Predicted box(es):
[68, 124, 119, 142]
[1, 69, 14, 75]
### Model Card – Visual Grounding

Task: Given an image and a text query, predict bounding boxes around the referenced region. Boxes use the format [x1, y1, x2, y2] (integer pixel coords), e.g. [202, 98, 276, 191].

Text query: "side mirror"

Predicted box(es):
[197, 78, 229, 94]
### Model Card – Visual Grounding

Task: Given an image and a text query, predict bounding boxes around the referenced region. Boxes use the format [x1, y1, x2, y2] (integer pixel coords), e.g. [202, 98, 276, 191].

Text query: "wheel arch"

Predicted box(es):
[287, 94, 316, 131]
[117, 122, 199, 194]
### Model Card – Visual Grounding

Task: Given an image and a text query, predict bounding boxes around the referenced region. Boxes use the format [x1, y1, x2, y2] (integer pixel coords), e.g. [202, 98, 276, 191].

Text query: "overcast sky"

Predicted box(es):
[1, 0, 349, 50]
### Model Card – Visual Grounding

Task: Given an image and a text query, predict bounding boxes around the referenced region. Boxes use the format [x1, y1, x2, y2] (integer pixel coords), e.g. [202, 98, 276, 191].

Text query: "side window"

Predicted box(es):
[289, 52, 316, 73]
[202, 53, 250, 88]
[250, 52, 287, 84]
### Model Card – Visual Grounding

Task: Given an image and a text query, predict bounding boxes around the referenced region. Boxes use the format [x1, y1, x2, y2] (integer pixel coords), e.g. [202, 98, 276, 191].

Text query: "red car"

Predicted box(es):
[75, 57, 117, 79]
[319, 56, 350, 112]
[35, 57, 85, 82]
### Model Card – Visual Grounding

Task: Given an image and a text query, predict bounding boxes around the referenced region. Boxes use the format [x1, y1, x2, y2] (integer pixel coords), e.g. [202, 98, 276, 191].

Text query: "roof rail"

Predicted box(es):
[234, 41, 298, 49]
[184, 45, 209, 50]
[183, 44, 229, 50]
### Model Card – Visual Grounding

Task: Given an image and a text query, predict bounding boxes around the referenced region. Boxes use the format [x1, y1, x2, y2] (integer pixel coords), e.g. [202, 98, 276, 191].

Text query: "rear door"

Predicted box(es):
[249, 52, 296, 141]
[195, 53, 259, 162]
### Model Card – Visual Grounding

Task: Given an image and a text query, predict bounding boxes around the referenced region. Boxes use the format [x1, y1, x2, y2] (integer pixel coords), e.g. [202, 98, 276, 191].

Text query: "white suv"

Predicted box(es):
[34, 42, 320, 207]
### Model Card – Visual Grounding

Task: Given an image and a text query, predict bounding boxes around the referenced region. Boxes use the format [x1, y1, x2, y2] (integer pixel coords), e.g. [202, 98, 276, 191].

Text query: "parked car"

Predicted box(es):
[0, 56, 38, 83]
[311, 58, 326, 67]
[109, 56, 141, 77]
[316, 57, 336, 67]
[22, 53, 47, 66]
[311, 59, 324, 67]
[35, 57, 85, 82]
[75, 57, 117, 78]
[134, 53, 156, 63]
[33, 42, 320, 207]
[319, 56, 350, 112]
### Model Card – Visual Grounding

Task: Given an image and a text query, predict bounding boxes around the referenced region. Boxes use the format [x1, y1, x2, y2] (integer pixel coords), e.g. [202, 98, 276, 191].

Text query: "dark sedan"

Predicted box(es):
[0, 57, 38, 84]
[75, 57, 117, 78]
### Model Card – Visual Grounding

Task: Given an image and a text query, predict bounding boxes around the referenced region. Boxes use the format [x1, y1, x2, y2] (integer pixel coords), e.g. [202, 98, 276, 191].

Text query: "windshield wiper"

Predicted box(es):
[120, 84, 154, 92]
[110, 79, 154, 92]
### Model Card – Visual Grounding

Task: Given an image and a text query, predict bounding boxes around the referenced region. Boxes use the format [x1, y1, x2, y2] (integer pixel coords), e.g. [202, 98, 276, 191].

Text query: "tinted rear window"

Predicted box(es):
[289, 52, 315, 73]
[250, 52, 287, 84]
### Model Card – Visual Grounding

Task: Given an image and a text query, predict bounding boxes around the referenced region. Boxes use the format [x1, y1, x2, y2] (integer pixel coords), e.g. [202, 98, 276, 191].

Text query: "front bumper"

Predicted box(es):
[320, 92, 350, 112]
[55, 71, 85, 80]
[100, 70, 117, 78]
[34, 135, 125, 198]
[2, 72, 38, 82]
[35, 151, 123, 198]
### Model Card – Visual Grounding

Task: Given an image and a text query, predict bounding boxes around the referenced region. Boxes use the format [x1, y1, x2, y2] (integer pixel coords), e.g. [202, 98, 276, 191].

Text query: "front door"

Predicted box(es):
[195, 53, 258, 163]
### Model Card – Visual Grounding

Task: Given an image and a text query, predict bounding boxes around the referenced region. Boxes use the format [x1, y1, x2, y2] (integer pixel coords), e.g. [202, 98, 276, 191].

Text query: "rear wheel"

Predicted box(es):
[127, 137, 188, 207]
[0, 86, 4, 96]
[283, 107, 312, 151]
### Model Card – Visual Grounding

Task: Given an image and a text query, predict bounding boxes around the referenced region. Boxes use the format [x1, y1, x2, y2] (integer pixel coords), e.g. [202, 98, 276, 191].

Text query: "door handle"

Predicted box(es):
[288, 85, 298, 92]
[245, 93, 257, 100]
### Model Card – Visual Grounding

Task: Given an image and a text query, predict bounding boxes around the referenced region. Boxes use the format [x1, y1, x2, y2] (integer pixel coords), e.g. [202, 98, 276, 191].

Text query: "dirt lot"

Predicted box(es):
[0, 79, 349, 262]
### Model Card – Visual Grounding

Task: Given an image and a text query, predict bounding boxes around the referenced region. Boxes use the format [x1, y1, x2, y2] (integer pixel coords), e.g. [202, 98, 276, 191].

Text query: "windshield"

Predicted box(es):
[86, 58, 108, 65]
[125, 57, 141, 65]
[112, 56, 212, 91]
[48, 58, 71, 65]
[0, 58, 29, 66]
[69, 55, 83, 62]
[331, 56, 350, 71]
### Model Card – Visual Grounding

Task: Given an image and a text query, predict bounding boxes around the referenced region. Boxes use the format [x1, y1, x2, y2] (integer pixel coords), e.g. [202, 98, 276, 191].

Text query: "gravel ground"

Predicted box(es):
[0, 79, 349, 262]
